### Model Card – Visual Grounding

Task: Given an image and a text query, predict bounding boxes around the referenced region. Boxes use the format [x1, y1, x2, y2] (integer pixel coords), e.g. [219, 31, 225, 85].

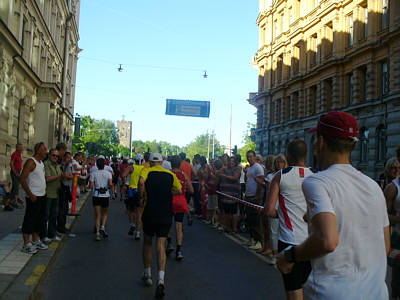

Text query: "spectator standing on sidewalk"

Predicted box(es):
[266, 140, 313, 300]
[0, 181, 13, 211]
[245, 150, 265, 250]
[42, 149, 63, 243]
[20, 142, 49, 254]
[10, 143, 24, 208]
[277, 111, 390, 300]
[58, 151, 73, 235]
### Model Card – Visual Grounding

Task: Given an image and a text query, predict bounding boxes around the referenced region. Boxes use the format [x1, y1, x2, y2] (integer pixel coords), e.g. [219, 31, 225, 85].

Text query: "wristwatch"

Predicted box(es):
[284, 245, 296, 263]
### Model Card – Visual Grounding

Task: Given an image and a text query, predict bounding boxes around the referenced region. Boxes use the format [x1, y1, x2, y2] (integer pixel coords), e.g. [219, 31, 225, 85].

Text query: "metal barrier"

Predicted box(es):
[216, 191, 264, 211]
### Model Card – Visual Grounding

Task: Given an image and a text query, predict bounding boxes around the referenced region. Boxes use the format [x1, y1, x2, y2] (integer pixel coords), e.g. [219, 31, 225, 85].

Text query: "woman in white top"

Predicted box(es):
[383, 157, 400, 299]
[89, 157, 112, 241]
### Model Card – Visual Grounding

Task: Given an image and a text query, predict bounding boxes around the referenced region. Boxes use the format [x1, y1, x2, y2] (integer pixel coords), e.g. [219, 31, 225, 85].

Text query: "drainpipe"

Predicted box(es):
[60, 0, 72, 142]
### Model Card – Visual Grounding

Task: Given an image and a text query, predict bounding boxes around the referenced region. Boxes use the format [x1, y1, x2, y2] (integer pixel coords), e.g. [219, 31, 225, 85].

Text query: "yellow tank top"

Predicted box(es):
[129, 165, 144, 189]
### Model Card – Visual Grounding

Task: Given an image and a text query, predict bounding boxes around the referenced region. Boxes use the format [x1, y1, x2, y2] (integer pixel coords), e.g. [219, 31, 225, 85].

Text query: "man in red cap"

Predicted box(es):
[276, 111, 390, 300]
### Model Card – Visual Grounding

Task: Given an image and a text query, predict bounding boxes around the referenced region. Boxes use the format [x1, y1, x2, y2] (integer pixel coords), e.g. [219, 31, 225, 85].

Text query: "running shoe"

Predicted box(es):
[166, 244, 174, 256]
[21, 243, 38, 254]
[100, 229, 108, 238]
[32, 240, 48, 250]
[176, 250, 184, 261]
[53, 235, 62, 242]
[135, 231, 141, 240]
[249, 241, 262, 250]
[95, 233, 101, 241]
[128, 226, 134, 236]
[155, 281, 165, 299]
[142, 273, 153, 287]
[205, 220, 212, 225]
[217, 225, 223, 232]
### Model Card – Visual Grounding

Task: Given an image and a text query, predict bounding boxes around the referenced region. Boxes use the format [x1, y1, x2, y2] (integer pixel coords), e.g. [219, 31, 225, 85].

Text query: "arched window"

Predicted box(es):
[375, 125, 386, 163]
[359, 127, 369, 163]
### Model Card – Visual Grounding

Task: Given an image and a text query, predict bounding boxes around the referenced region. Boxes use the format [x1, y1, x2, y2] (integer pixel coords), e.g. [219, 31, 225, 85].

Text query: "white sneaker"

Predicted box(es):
[135, 231, 141, 240]
[249, 241, 262, 250]
[33, 240, 48, 250]
[43, 237, 52, 244]
[21, 243, 38, 254]
[53, 235, 62, 242]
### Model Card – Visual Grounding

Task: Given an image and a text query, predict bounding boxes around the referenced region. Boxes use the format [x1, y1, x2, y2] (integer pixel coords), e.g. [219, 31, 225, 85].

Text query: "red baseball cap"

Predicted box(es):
[309, 111, 359, 141]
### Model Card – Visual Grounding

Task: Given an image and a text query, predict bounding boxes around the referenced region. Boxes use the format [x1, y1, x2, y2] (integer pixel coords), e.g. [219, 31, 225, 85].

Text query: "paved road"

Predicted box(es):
[38, 196, 285, 300]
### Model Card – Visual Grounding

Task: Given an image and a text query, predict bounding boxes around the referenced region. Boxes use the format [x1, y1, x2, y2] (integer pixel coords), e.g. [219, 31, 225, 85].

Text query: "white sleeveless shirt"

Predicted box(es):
[278, 166, 313, 245]
[392, 177, 400, 233]
[28, 157, 46, 196]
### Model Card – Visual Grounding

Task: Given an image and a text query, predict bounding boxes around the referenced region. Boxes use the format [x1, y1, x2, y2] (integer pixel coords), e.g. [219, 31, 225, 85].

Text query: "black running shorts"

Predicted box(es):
[142, 222, 171, 238]
[92, 196, 109, 208]
[278, 240, 311, 291]
[174, 213, 185, 223]
[126, 189, 140, 210]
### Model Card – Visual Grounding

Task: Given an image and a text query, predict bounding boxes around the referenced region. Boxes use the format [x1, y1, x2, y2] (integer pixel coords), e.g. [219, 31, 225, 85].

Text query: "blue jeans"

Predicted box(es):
[43, 197, 58, 239]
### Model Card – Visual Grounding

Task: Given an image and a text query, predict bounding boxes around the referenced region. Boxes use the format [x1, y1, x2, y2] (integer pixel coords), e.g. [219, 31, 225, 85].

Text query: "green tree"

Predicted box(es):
[238, 122, 256, 162]
[182, 133, 224, 161]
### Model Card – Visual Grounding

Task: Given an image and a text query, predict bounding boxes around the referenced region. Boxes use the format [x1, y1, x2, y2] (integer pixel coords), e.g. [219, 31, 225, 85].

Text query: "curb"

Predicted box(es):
[0, 192, 90, 300]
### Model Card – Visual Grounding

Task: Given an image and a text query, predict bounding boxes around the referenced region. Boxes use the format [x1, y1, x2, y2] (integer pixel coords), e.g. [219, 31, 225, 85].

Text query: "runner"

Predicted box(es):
[89, 156, 112, 241]
[111, 157, 120, 199]
[124, 156, 144, 240]
[179, 152, 196, 225]
[167, 155, 193, 260]
[119, 158, 129, 201]
[277, 111, 390, 300]
[19, 142, 49, 254]
[139, 153, 182, 299]
[383, 158, 400, 299]
[265, 140, 312, 300]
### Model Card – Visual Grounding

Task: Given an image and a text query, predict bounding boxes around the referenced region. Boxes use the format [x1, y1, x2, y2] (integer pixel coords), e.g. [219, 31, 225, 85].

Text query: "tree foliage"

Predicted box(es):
[181, 133, 224, 161]
[238, 122, 256, 162]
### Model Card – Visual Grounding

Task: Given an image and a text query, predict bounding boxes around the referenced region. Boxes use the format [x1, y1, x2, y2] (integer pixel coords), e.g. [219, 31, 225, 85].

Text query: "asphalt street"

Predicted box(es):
[38, 195, 285, 300]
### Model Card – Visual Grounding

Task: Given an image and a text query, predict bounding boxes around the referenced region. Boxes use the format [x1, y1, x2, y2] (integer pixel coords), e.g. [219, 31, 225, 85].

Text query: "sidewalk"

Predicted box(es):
[0, 191, 90, 300]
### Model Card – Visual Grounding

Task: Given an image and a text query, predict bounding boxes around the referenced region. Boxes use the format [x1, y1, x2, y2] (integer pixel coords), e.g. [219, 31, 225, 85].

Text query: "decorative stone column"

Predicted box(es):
[332, 75, 341, 109]
[366, 63, 376, 101]
[351, 69, 361, 104]
[320, 80, 328, 112]
[298, 89, 305, 118]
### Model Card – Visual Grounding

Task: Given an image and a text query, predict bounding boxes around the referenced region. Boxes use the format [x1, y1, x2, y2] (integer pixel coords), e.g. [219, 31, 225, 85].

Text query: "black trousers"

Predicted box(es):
[22, 196, 47, 235]
[57, 186, 70, 233]
[192, 182, 202, 215]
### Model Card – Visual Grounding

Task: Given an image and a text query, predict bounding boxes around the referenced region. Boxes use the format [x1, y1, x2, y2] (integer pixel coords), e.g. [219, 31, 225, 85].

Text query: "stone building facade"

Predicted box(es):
[117, 120, 132, 150]
[249, 0, 400, 179]
[0, 0, 80, 179]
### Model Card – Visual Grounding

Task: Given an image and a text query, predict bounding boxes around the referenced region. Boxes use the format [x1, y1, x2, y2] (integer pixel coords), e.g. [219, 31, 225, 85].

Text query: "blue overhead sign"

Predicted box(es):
[166, 99, 210, 118]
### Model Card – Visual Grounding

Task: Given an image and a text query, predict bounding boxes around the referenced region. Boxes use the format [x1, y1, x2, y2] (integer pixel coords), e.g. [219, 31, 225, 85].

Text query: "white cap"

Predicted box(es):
[128, 159, 134, 164]
[149, 153, 162, 162]
[98, 155, 105, 159]
[135, 154, 143, 160]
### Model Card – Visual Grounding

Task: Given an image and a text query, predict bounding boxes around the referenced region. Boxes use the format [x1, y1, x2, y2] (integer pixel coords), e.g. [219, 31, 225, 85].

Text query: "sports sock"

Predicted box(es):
[158, 270, 165, 283]
[144, 267, 151, 277]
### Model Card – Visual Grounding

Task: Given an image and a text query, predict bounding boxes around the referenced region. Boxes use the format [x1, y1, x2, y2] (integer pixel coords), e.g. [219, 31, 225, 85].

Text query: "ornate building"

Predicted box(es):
[0, 0, 80, 178]
[249, 0, 400, 179]
[117, 119, 132, 150]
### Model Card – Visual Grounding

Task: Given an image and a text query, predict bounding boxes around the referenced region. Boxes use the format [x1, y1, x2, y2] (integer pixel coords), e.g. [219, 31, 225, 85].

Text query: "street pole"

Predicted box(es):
[129, 121, 133, 158]
[212, 129, 215, 159]
[207, 129, 210, 163]
[229, 104, 232, 156]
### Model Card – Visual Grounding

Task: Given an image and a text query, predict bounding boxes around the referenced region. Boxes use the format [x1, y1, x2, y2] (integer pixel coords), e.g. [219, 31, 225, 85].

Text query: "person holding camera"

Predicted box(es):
[89, 156, 112, 241]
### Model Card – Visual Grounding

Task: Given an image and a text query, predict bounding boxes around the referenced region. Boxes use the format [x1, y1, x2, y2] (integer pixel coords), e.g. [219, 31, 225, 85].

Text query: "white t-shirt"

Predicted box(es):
[278, 166, 313, 245]
[245, 163, 264, 197]
[90, 169, 112, 198]
[302, 164, 389, 300]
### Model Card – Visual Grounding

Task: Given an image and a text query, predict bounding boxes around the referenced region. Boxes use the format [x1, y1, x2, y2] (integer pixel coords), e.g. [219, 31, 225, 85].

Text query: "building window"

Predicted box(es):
[311, 34, 318, 66]
[292, 44, 300, 75]
[363, 5, 368, 39]
[314, 0, 319, 9]
[376, 125, 386, 163]
[281, 11, 286, 32]
[289, 7, 293, 24]
[277, 141, 282, 155]
[381, 61, 389, 95]
[360, 127, 369, 163]
[382, 0, 389, 29]
[360, 67, 367, 101]
[324, 22, 333, 57]
[348, 14, 353, 47]
[277, 54, 283, 84]
[310, 86, 317, 115]
[348, 73, 354, 104]
[274, 19, 279, 38]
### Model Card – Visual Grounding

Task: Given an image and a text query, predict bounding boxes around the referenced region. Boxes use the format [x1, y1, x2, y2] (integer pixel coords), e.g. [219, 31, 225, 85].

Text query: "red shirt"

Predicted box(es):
[119, 163, 128, 178]
[180, 161, 192, 181]
[11, 151, 22, 173]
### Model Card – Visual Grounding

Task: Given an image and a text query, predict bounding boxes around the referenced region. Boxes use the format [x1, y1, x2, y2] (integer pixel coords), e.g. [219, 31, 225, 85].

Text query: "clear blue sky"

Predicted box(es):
[75, 0, 259, 148]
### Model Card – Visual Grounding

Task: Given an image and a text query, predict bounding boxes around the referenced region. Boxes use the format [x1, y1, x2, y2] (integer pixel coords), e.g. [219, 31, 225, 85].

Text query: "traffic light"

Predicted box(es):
[233, 145, 238, 154]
